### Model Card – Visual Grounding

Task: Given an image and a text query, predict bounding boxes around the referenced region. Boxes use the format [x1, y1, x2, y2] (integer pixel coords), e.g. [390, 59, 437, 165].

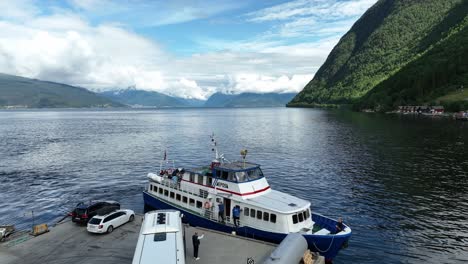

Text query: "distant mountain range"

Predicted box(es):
[204, 92, 297, 107]
[0, 73, 122, 108]
[289, 0, 468, 112]
[99, 87, 204, 107]
[0, 73, 296, 108]
[101, 89, 296, 108]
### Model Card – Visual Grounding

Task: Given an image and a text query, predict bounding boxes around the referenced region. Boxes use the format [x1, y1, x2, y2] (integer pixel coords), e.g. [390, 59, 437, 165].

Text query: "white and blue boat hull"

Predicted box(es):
[143, 191, 350, 261]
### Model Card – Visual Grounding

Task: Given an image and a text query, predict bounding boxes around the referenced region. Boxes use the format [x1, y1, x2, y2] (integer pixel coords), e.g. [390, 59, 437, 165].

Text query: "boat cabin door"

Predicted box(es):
[224, 198, 231, 219]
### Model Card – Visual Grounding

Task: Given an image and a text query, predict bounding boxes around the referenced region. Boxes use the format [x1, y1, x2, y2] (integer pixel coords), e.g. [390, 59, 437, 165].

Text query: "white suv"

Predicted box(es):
[87, 209, 135, 234]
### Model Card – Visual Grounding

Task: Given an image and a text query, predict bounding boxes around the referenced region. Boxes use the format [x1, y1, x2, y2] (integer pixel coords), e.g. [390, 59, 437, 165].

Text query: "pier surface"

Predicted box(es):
[0, 216, 289, 264]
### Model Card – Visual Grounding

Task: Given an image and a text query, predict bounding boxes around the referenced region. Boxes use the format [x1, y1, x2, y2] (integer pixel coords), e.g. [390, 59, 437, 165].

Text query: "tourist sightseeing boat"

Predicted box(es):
[143, 135, 351, 261]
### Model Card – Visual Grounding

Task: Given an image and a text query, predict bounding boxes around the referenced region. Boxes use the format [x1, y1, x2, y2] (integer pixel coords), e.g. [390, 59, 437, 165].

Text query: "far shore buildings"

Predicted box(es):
[397, 105, 444, 114]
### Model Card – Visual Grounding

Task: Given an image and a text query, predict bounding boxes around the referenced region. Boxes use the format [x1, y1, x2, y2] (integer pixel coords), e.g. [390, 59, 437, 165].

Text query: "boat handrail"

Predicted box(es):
[153, 177, 208, 199]
[201, 208, 241, 229]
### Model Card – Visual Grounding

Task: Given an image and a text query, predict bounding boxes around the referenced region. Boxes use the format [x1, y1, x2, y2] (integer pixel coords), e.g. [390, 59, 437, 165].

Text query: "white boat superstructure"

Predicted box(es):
[143, 135, 351, 261]
[147, 160, 319, 236]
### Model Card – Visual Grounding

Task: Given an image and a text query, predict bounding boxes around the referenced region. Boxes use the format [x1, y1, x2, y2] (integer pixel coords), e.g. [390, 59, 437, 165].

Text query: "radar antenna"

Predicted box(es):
[210, 133, 229, 163]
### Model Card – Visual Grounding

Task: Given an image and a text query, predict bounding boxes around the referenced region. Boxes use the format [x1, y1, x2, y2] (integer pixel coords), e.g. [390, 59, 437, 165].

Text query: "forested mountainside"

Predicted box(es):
[288, 0, 468, 111]
[0, 73, 122, 108]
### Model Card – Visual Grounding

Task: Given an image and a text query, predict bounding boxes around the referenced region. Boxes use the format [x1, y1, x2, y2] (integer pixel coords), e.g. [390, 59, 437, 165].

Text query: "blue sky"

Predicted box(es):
[0, 0, 377, 99]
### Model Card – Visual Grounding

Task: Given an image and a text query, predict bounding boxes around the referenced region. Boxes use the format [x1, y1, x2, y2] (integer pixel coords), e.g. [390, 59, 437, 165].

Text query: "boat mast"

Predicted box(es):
[210, 133, 219, 161]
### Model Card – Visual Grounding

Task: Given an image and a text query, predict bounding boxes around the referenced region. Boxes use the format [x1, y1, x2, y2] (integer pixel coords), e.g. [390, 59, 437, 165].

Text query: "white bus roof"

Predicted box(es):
[138, 232, 178, 264]
[142, 210, 181, 234]
[133, 210, 184, 264]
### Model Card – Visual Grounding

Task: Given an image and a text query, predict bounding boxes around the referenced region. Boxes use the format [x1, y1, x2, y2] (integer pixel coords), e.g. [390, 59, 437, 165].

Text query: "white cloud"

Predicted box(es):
[0, 1, 376, 100]
[67, 0, 245, 27]
[244, 0, 377, 40]
[0, 16, 170, 93]
[0, 0, 39, 20]
[228, 74, 313, 94]
[0, 9, 328, 99]
[246, 0, 377, 22]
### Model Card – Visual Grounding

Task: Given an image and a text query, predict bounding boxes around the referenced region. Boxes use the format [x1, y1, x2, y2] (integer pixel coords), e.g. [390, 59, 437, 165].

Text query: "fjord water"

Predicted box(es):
[0, 108, 467, 263]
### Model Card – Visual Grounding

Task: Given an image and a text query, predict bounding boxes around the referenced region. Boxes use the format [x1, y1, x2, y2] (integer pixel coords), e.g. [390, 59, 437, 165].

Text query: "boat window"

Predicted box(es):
[196, 201, 203, 208]
[305, 209, 310, 219]
[298, 212, 304, 222]
[153, 186, 157, 193]
[176, 194, 181, 201]
[183, 196, 188, 203]
[150, 185, 153, 191]
[159, 188, 163, 194]
[270, 214, 277, 223]
[250, 209, 256, 218]
[256, 210, 262, 220]
[235, 171, 247, 182]
[292, 214, 298, 224]
[263, 212, 269, 222]
[189, 198, 195, 206]
[164, 190, 169, 196]
[227, 172, 236, 181]
[197, 174, 204, 185]
[170, 192, 175, 199]
[221, 171, 229, 180]
[189, 173, 195, 182]
[247, 168, 264, 180]
[244, 207, 250, 216]
[302, 211, 307, 220]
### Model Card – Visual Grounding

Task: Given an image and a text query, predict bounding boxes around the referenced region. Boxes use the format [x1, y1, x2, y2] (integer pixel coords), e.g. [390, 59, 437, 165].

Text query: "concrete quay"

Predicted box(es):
[0, 215, 324, 264]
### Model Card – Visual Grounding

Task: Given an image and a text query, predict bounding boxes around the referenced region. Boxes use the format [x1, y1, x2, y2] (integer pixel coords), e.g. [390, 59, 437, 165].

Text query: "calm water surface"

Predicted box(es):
[0, 108, 467, 263]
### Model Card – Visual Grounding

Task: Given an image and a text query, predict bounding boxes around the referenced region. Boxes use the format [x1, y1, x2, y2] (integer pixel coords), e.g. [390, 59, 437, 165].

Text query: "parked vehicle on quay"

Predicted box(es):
[0, 225, 15, 241]
[71, 200, 120, 224]
[87, 209, 135, 234]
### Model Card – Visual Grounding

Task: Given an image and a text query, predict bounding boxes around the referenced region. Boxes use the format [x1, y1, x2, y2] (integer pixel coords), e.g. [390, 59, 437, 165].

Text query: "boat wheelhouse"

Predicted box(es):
[143, 136, 351, 261]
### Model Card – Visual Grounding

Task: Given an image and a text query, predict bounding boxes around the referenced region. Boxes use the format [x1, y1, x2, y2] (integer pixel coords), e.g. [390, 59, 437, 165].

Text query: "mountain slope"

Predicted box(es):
[203, 93, 236, 107]
[100, 88, 190, 107]
[288, 0, 467, 109]
[0, 73, 122, 108]
[356, 11, 468, 112]
[204, 92, 296, 107]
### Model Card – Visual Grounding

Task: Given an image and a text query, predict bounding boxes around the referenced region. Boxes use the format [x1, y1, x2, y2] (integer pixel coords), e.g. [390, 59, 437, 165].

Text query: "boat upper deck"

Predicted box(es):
[215, 161, 259, 171]
[188, 161, 259, 174]
[241, 189, 311, 214]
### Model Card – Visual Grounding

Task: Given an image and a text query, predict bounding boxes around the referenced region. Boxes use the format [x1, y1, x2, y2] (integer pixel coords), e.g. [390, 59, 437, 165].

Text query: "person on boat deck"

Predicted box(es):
[217, 201, 225, 222]
[192, 232, 204, 261]
[335, 217, 345, 233]
[232, 206, 241, 228]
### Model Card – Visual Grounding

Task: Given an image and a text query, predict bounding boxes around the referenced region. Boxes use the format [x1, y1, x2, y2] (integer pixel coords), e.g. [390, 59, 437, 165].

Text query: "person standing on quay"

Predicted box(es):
[192, 232, 204, 260]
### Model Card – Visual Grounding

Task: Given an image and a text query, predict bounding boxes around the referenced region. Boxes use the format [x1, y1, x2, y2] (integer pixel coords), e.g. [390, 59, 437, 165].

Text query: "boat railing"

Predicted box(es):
[156, 177, 208, 199]
[201, 209, 244, 229]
